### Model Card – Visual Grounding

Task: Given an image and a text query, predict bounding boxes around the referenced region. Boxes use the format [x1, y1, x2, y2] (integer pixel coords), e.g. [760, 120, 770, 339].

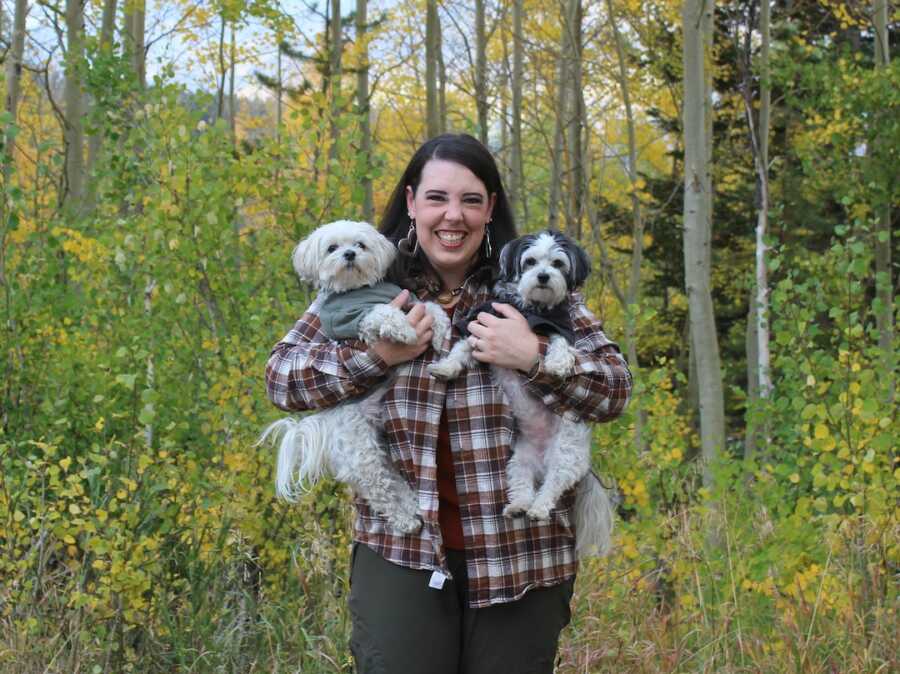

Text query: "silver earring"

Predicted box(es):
[398, 220, 419, 256]
[484, 225, 492, 258]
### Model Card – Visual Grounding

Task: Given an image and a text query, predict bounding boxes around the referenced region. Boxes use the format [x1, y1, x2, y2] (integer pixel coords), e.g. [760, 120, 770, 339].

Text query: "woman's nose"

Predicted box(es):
[444, 199, 462, 221]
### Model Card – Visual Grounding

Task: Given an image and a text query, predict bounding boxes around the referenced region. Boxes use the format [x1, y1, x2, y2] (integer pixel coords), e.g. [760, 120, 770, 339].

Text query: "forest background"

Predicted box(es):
[0, 0, 896, 672]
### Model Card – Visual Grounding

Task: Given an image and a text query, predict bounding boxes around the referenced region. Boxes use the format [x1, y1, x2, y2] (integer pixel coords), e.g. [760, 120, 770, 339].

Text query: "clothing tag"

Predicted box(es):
[428, 570, 447, 590]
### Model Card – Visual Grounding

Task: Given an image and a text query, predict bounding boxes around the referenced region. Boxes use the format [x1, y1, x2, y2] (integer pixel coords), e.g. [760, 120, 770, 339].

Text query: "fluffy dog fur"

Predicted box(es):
[429, 230, 615, 558]
[259, 220, 450, 533]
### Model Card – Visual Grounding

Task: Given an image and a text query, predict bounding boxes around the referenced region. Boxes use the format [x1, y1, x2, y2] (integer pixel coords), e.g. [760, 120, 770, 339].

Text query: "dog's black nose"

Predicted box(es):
[537, 272, 550, 284]
[343, 250, 356, 261]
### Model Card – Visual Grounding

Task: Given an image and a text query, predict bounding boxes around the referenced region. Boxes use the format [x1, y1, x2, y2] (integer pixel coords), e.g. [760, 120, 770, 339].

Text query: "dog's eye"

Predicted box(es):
[552, 260, 565, 269]
[356, 241, 367, 250]
[524, 258, 536, 267]
[327, 244, 339, 254]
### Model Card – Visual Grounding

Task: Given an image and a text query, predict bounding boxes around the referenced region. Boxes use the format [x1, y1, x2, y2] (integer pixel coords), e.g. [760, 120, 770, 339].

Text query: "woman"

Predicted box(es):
[265, 134, 632, 673]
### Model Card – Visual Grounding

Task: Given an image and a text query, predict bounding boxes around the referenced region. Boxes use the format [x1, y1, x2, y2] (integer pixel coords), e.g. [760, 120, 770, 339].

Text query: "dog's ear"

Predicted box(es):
[365, 223, 397, 276]
[291, 229, 322, 283]
[497, 237, 524, 282]
[561, 233, 591, 289]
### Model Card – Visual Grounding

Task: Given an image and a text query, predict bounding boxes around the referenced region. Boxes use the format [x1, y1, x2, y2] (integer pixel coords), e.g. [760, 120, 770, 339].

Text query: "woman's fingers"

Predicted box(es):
[389, 289, 410, 308]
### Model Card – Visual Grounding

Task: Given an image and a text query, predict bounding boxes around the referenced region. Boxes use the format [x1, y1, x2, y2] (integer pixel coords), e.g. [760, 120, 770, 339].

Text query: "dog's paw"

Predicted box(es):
[390, 513, 423, 534]
[382, 320, 418, 345]
[503, 503, 528, 519]
[428, 360, 461, 380]
[425, 303, 451, 351]
[543, 336, 577, 377]
[526, 501, 553, 523]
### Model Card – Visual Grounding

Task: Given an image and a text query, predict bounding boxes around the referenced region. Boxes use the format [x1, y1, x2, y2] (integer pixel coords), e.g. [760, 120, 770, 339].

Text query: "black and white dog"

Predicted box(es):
[429, 230, 613, 557]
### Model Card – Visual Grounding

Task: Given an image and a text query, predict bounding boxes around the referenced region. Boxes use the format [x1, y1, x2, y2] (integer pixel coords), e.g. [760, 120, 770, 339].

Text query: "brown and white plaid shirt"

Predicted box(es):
[265, 282, 632, 608]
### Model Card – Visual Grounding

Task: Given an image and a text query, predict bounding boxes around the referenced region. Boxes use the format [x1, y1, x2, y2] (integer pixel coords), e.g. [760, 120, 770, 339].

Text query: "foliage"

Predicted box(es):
[1, 0, 896, 671]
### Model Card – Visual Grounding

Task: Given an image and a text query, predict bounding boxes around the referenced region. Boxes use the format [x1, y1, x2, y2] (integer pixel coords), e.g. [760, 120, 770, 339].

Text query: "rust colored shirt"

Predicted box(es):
[265, 283, 632, 608]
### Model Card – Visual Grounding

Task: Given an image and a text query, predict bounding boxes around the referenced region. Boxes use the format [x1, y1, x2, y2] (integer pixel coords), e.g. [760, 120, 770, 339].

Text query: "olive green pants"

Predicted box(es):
[348, 543, 575, 674]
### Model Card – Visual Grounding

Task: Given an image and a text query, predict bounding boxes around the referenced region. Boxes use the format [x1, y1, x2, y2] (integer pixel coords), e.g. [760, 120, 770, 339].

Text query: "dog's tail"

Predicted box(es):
[257, 416, 332, 502]
[573, 472, 616, 559]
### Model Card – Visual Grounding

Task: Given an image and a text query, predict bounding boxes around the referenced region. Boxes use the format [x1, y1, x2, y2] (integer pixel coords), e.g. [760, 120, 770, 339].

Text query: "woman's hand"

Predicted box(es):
[466, 303, 540, 372]
[369, 290, 435, 367]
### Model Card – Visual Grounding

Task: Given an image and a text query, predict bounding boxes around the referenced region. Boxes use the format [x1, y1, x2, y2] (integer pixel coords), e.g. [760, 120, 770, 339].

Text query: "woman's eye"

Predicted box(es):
[524, 258, 536, 266]
[327, 244, 339, 253]
[356, 241, 367, 250]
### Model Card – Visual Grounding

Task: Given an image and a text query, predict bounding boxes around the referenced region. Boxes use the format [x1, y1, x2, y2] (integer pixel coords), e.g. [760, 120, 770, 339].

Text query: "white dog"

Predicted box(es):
[259, 220, 450, 533]
[429, 230, 615, 557]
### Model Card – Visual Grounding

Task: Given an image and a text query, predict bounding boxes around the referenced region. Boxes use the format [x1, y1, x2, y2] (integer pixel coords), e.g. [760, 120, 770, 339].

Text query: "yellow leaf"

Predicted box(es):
[69, 504, 82, 515]
[789, 473, 800, 484]
[13, 511, 25, 523]
[814, 424, 830, 440]
[60, 457, 72, 471]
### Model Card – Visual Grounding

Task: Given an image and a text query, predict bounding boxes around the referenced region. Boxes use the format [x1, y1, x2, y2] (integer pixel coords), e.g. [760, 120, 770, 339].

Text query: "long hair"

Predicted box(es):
[378, 134, 517, 290]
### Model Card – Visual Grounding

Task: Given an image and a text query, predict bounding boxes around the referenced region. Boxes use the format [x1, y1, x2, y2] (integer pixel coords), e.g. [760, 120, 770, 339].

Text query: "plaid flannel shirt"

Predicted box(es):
[264, 282, 632, 608]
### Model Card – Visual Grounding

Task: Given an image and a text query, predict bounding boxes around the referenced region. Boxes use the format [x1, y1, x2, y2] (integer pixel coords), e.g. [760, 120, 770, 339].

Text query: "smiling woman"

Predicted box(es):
[265, 133, 633, 674]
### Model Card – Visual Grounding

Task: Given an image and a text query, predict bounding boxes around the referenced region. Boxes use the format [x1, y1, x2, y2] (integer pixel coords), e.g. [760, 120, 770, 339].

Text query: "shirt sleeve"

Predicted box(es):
[522, 293, 633, 423]
[264, 296, 390, 412]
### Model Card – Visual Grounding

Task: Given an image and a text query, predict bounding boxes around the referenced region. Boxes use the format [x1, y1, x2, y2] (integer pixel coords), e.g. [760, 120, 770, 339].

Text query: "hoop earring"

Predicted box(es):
[398, 220, 419, 256]
[483, 225, 492, 258]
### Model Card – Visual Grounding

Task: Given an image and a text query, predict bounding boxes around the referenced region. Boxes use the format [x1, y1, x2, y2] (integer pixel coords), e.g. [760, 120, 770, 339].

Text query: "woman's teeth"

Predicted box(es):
[436, 231, 466, 242]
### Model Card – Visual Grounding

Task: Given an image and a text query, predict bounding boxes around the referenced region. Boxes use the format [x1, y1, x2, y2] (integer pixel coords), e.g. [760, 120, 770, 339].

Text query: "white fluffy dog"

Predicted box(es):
[259, 220, 450, 533]
[429, 230, 615, 557]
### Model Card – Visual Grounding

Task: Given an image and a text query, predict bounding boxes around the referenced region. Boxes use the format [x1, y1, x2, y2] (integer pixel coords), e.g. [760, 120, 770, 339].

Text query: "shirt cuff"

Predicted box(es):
[524, 335, 550, 381]
[340, 341, 390, 382]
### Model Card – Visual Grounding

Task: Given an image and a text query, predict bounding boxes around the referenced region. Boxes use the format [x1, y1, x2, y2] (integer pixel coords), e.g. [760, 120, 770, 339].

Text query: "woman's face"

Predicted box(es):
[406, 159, 496, 286]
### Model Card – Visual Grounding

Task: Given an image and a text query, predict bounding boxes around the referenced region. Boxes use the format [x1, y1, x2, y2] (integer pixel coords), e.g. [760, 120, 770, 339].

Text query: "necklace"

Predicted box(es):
[427, 270, 479, 305]
[436, 285, 464, 305]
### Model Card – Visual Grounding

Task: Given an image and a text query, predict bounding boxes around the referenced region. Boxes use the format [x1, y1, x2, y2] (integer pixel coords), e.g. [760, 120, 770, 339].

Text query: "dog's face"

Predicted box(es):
[291, 220, 396, 293]
[497, 231, 591, 308]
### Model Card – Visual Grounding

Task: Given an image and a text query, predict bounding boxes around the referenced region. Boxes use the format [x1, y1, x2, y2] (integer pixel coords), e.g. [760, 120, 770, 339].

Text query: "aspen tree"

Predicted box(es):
[873, 0, 893, 404]
[682, 0, 725, 491]
[357, 0, 374, 221]
[426, 0, 440, 138]
[3, 0, 28, 188]
[64, 0, 86, 213]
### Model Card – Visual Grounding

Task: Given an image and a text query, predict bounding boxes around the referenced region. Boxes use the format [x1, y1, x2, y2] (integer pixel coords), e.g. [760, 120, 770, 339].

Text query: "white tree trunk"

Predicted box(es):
[564, 0, 583, 238]
[328, 0, 342, 162]
[276, 40, 283, 140]
[64, 0, 86, 213]
[426, 0, 440, 138]
[548, 14, 569, 231]
[4, 0, 28, 186]
[356, 0, 373, 220]
[510, 0, 525, 224]
[130, 1, 146, 89]
[229, 21, 237, 148]
[607, 0, 646, 453]
[873, 0, 893, 404]
[682, 0, 725, 490]
[744, 0, 772, 458]
[475, 0, 488, 144]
